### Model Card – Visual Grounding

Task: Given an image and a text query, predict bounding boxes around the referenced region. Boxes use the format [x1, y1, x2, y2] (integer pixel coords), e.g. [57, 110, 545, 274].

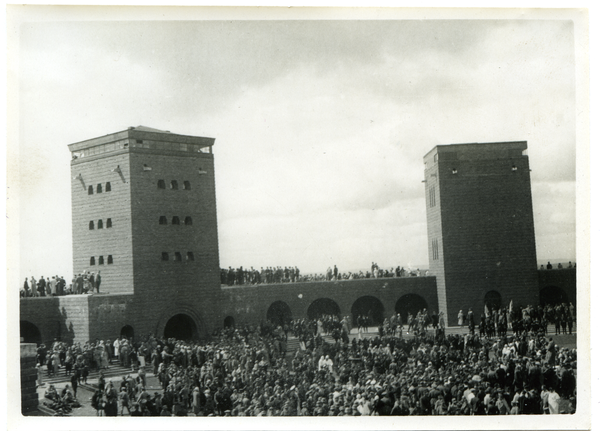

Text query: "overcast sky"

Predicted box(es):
[10, 14, 577, 281]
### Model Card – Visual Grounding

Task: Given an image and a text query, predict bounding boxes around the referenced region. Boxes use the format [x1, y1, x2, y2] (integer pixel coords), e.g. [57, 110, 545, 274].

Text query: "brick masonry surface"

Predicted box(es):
[21, 277, 438, 344]
[21, 343, 38, 415]
[425, 142, 539, 326]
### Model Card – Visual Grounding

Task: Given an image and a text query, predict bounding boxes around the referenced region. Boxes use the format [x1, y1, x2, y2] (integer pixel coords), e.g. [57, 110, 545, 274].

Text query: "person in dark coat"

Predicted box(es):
[38, 277, 46, 297]
[70, 373, 79, 398]
[95, 271, 102, 293]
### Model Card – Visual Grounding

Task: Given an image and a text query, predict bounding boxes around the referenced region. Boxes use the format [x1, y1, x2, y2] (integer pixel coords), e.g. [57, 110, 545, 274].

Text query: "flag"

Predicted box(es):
[484, 304, 490, 318]
[509, 300, 513, 314]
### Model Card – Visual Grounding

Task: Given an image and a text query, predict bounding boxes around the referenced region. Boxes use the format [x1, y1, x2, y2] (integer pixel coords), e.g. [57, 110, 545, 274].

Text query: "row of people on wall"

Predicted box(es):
[220, 264, 426, 286]
[20, 271, 101, 297]
[540, 261, 576, 270]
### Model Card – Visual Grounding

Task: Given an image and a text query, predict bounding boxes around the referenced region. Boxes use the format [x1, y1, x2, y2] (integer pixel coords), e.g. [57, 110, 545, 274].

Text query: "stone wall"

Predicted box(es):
[20, 343, 38, 415]
[220, 276, 439, 328]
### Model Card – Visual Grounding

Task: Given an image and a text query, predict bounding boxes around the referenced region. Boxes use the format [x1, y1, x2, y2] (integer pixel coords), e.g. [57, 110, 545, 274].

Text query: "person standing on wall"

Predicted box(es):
[95, 271, 102, 293]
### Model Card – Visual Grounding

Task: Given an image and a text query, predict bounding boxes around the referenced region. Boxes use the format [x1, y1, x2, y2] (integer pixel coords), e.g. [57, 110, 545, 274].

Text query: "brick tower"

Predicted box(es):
[423, 141, 539, 326]
[68, 126, 221, 338]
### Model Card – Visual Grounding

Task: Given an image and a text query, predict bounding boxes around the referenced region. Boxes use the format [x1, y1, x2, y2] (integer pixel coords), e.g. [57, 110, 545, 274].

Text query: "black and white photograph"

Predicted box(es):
[6, 5, 591, 430]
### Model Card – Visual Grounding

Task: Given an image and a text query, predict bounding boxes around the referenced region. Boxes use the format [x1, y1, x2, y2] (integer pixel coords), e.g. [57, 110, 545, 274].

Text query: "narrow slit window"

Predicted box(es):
[107, 255, 113, 264]
[184, 181, 191, 190]
[88, 185, 94, 195]
[97, 219, 103, 229]
[159, 216, 168, 225]
[158, 179, 166, 189]
[186, 252, 195, 261]
[97, 184, 103, 193]
[432, 239, 439, 260]
[106, 182, 111, 192]
[99, 256, 104, 265]
[161, 252, 169, 261]
[172, 216, 180, 225]
[89, 221, 95, 230]
[106, 218, 112, 228]
[174, 252, 182, 262]
[185, 216, 193, 226]
[170, 180, 179, 190]
[90, 257, 96, 266]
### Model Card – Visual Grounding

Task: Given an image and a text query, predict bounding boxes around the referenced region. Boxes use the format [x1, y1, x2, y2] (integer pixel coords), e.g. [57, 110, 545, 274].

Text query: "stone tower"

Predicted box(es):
[68, 126, 221, 338]
[424, 141, 539, 326]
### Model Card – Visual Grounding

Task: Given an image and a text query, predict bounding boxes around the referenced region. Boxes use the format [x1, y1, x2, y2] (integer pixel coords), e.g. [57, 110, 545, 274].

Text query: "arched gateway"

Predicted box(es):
[267, 301, 293, 326]
[307, 298, 340, 320]
[20, 321, 42, 345]
[164, 314, 198, 340]
[351, 296, 385, 326]
[395, 294, 428, 320]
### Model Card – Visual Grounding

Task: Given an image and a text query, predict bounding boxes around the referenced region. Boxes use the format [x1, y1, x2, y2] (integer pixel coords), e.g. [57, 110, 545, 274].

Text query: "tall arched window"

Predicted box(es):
[90, 257, 96, 266]
[89, 221, 95, 230]
[107, 255, 113, 264]
[99, 256, 104, 265]
[184, 216, 193, 226]
[97, 184, 103, 193]
[88, 185, 94, 195]
[170, 180, 179, 190]
[172, 216, 180, 225]
[174, 252, 182, 261]
[157, 179, 166, 189]
[97, 219, 103, 229]
[184, 181, 191, 190]
[106, 218, 112, 228]
[106, 182, 111, 192]
[186, 252, 195, 261]
[161, 252, 169, 261]
[159, 216, 168, 225]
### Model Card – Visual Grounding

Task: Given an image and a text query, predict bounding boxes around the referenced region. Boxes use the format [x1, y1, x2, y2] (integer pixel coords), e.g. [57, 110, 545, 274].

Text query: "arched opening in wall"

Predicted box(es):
[351, 296, 385, 326]
[540, 286, 569, 306]
[267, 301, 293, 326]
[484, 290, 502, 311]
[224, 316, 235, 329]
[395, 294, 428, 320]
[20, 321, 42, 345]
[307, 298, 340, 320]
[164, 314, 198, 340]
[120, 325, 134, 341]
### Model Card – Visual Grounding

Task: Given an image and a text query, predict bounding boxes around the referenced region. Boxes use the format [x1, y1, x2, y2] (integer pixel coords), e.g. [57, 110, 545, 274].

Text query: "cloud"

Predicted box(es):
[14, 18, 578, 281]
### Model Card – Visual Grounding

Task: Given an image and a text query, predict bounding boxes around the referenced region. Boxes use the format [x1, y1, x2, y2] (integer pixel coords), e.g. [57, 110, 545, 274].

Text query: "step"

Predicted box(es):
[41, 364, 140, 385]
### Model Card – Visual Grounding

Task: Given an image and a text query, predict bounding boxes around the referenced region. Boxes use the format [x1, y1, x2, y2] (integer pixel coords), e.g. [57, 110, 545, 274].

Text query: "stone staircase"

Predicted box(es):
[39, 363, 142, 388]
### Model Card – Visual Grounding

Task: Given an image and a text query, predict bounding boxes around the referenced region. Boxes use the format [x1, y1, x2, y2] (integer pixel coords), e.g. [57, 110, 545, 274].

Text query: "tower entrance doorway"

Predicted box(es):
[20, 321, 42, 345]
[164, 314, 198, 340]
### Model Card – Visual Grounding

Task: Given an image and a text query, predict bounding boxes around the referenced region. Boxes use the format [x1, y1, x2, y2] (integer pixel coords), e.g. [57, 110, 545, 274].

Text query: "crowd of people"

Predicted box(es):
[36, 301, 576, 417]
[456, 303, 576, 337]
[220, 263, 426, 287]
[20, 271, 101, 298]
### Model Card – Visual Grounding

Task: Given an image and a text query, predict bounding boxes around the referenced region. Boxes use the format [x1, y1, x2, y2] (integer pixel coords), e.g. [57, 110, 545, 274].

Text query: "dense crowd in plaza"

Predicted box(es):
[220, 263, 425, 286]
[20, 272, 102, 298]
[36, 301, 576, 417]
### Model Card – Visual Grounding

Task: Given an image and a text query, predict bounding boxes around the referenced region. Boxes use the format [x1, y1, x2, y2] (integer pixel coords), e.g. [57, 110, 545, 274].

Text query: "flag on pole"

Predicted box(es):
[509, 300, 513, 315]
[484, 304, 490, 318]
